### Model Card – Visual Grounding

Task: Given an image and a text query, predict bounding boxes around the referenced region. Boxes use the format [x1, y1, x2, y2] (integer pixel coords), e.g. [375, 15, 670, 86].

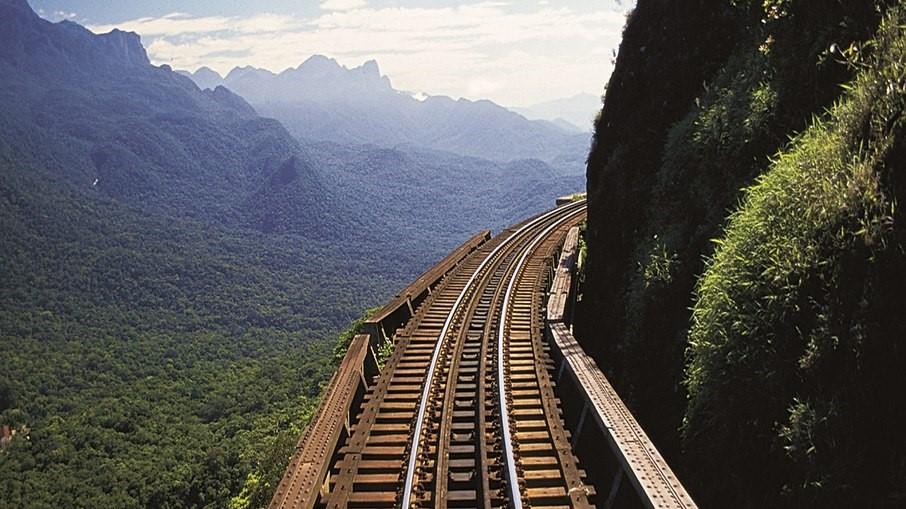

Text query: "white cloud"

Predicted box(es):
[90, 12, 307, 37]
[53, 10, 78, 20]
[320, 0, 368, 11]
[467, 78, 502, 97]
[88, 1, 632, 106]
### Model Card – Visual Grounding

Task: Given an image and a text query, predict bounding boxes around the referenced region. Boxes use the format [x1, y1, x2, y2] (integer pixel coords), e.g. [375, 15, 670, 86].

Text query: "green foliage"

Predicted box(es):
[684, 5, 906, 505]
[229, 472, 260, 509]
[229, 396, 319, 509]
[576, 221, 587, 271]
[639, 239, 679, 288]
[332, 307, 379, 366]
[375, 336, 395, 369]
[0, 158, 384, 508]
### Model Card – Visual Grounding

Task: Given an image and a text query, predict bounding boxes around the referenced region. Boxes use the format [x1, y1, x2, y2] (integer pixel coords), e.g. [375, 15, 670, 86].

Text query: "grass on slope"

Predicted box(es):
[684, 5, 906, 506]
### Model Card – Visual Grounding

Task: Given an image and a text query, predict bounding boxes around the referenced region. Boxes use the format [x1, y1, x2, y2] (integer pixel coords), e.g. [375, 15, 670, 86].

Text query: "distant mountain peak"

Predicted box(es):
[224, 65, 272, 82]
[193, 66, 223, 85]
[204, 85, 257, 118]
[176, 66, 224, 90]
[195, 66, 221, 78]
[289, 55, 386, 84]
[227, 65, 255, 76]
[299, 54, 340, 71]
[358, 59, 380, 78]
[195, 55, 395, 105]
[96, 28, 150, 66]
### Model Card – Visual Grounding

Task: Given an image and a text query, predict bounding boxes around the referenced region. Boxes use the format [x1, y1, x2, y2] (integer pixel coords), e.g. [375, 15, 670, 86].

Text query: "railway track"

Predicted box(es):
[322, 201, 590, 508]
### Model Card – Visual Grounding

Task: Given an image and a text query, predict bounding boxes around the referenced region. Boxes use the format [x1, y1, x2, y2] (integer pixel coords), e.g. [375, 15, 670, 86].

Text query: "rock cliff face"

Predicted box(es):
[95, 28, 150, 67]
[579, 0, 743, 460]
[580, 0, 902, 506]
[0, 2, 150, 76]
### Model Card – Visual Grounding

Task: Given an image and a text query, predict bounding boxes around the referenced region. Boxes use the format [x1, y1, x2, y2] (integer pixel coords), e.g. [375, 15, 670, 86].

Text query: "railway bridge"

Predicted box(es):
[269, 200, 697, 509]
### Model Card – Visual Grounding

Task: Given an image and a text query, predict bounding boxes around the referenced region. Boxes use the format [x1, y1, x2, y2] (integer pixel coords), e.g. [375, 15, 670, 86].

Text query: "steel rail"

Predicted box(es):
[496, 204, 587, 509]
[401, 200, 585, 508]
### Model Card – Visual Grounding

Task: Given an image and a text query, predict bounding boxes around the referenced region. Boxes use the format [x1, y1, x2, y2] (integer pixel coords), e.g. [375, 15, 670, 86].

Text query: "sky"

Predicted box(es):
[30, 1, 634, 107]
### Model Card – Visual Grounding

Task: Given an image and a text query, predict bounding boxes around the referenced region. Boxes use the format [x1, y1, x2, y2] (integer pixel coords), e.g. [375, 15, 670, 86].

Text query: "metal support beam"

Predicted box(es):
[604, 469, 624, 509]
[572, 402, 588, 448]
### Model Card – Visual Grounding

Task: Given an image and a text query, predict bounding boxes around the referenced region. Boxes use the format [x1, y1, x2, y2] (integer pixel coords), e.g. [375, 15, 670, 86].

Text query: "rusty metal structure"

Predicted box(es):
[270, 200, 698, 509]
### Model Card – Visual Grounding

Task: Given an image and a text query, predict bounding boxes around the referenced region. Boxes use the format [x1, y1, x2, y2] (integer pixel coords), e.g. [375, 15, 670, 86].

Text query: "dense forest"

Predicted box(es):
[0, 149, 392, 507]
[579, 0, 906, 506]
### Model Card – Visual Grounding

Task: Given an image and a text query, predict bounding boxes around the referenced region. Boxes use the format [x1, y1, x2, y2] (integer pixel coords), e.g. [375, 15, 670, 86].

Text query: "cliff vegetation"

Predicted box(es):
[580, 0, 905, 505]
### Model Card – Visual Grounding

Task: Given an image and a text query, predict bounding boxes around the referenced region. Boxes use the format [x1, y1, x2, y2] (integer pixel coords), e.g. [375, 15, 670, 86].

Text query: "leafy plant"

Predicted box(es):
[639, 239, 680, 287]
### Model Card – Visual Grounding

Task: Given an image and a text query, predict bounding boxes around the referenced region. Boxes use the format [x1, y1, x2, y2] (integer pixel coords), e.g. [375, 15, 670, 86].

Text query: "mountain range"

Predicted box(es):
[0, 0, 579, 245]
[180, 58, 591, 175]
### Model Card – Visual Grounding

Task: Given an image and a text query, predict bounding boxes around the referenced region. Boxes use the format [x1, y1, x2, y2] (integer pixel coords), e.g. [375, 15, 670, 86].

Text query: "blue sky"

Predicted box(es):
[29, 1, 634, 107]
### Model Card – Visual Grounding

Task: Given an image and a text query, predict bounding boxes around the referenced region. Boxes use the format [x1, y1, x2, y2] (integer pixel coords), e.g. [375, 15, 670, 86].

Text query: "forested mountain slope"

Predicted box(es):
[0, 1, 382, 506]
[298, 141, 581, 246]
[0, 0, 350, 237]
[579, 0, 906, 506]
[0, 0, 581, 507]
[181, 57, 591, 175]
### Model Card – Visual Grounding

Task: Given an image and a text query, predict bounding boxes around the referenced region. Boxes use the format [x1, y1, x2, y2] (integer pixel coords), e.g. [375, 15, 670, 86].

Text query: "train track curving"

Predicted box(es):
[323, 200, 591, 508]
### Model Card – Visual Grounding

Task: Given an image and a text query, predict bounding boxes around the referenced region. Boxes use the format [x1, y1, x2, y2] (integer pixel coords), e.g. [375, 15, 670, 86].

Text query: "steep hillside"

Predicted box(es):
[181, 57, 590, 175]
[580, 0, 904, 506]
[684, 7, 906, 506]
[579, 0, 744, 457]
[0, 0, 329, 230]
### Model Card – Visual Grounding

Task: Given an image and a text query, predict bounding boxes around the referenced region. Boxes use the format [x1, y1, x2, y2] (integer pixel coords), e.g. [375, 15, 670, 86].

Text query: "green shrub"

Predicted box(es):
[332, 306, 380, 366]
[639, 239, 679, 288]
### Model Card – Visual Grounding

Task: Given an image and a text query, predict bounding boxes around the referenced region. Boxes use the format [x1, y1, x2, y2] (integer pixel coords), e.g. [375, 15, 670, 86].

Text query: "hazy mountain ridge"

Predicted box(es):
[0, 4, 579, 240]
[181, 58, 591, 175]
[513, 92, 601, 133]
[0, 4, 382, 503]
[298, 140, 582, 244]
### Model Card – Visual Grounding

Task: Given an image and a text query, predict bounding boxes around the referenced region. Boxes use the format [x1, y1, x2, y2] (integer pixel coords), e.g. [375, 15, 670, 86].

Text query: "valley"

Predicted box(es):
[0, 0, 584, 506]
